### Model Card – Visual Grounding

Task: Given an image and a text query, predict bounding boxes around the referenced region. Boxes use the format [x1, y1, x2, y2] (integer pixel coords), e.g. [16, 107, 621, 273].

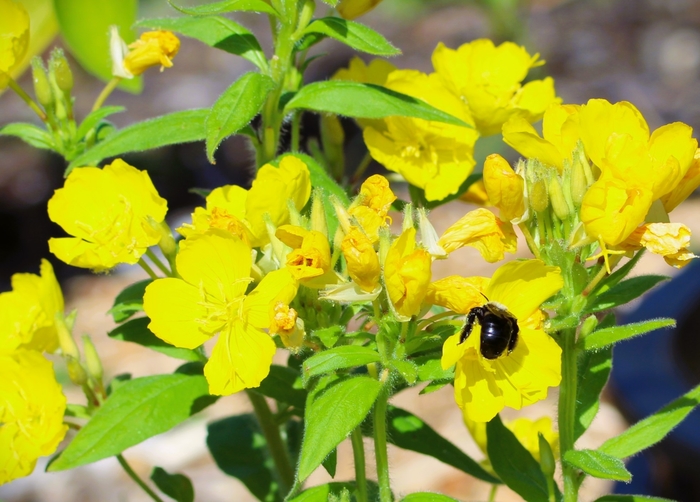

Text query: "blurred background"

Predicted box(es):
[2, 0, 700, 500]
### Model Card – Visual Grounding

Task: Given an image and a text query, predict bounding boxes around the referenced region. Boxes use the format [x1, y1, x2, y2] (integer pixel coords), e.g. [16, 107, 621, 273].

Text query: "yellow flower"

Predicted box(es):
[618, 223, 696, 268]
[337, 0, 383, 19]
[48, 159, 168, 271]
[0, 0, 30, 89]
[439, 260, 563, 422]
[143, 231, 298, 395]
[660, 148, 700, 213]
[432, 39, 560, 136]
[276, 225, 337, 288]
[270, 303, 305, 351]
[0, 260, 63, 354]
[459, 179, 491, 206]
[348, 174, 396, 242]
[384, 227, 432, 318]
[342, 226, 381, 293]
[483, 154, 527, 223]
[0, 350, 67, 484]
[437, 208, 517, 263]
[363, 70, 478, 201]
[180, 156, 311, 248]
[425, 276, 490, 315]
[502, 103, 581, 171]
[111, 27, 180, 78]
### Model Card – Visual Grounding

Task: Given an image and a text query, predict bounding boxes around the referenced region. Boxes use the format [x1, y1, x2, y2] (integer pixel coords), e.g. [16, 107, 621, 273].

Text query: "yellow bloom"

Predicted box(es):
[48, 159, 168, 271]
[0, 260, 63, 354]
[440, 260, 563, 422]
[111, 27, 180, 78]
[143, 232, 298, 395]
[483, 154, 527, 223]
[180, 156, 311, 248]
[384, 227, 432, 318]
[661, 148, 700, 213]
[277, 225, 337, 288]
[459, 179, 491, 206]
[270, 303, 305, 351]
[337, 0, 383, 19]
[432, 39, 560, 136]
[618, 223, 696, 268]
[342, 226, 381, 293]
[348, 174, 396, 241]
[0, 0, 30, 89]
[425, 276, 490, 315]
[0, 350, 67, 484]
[363, 70, 478, 201]
[437, 208, 517, 263]
[502, 103, 581, 171]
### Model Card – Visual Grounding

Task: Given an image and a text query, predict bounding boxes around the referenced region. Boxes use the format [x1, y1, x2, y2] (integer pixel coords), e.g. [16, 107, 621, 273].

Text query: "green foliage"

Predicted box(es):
[108, 318, 201, 361]
[586, 275, 669, 313]
[564, 449, 631, 482]
[297, 376, 382, 482]
[486, 415, 552, 502]
[109, 279, 152, 323]
[75, 106, 125, 139]
[150, 467, 195, 502]
[302, 345, 380, 383]
[575, 346, 613, 440]
[168, 0, 279, 16]
[401, 494, 459, 502]
[206, 72, 275, 161]
[285, 81, 469, 126]
[136, 16, 267, 70]
[50, 374, 212, 470]
[288, 482, 378, 502]
[256, 365, 307, 409]
[0, 122, 56, 150]
[594, 496, 675, 502]
[578, 319, 676, 351]
[599, 383, 700, 459]
[54, 0, 141, 92]
[301, 18, 400, 56]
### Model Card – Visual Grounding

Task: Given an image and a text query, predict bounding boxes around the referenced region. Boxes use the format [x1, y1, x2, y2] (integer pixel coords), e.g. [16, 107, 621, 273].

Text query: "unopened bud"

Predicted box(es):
[50, 49, 74, 93]
[331, 195, 352, 234]
[67, 358, 88, 386]
[82, 335, 104, 384]
[156, 220, 177, 260]
[538, 432, 556, 479]
[402, 203, 414, 231]
[311, 190, 328, 238]
[31, 58, 53, 109]
[530, 180, 549, 213]
[548, 177, 570, 220]
[570, 155, 588, 207]
[56, 313, 80, 360]
[579, 315, 598, 339]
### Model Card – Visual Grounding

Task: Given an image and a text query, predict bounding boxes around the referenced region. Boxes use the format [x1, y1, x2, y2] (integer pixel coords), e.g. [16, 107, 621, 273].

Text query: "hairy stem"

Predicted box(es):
[138, 258, 159, 280]
[116, 454, 164, 502]
[373, 385, 392, 502]
[351, 427, 368, 502]
[8, 78, 47, 121]
[91, 77, 122, 112]
[558, 328, 579, 502]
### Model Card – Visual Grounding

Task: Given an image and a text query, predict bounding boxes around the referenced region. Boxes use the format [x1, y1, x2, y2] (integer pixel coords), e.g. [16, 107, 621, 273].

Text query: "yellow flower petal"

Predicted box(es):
[426, 275, 489, 314]
[204, 320, 276, 395]
[620, 222, 696, 268]
[384, 227, 432, 318]
[342, 226, 381, 293]
[483, 154, 526, 222]
[453, 354, 504, 423]
[437, 208, 517, 262]
[647, 122, 697, 198]
[0, 0, 29, 89]
[123, 30, 180, 77]
[661, 148, 700, 213]
[243, 268, 298, 329]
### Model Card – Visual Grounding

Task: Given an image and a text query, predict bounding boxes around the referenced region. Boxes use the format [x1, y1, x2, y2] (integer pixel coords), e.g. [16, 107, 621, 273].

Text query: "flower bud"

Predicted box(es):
[270, 302, 305, 352]
[82, 335, 104, 384]
[31, 58, 54, 109]
[538, 432, 556, 480]
[342, 226, 381, 292]
[67, 358, 88, 386]
[570, 155, 589, 208]
[402, 203, 414, 232]
[530, 179, 549, 213]
[417, 207, 447, 258]
[337, 0, 383, 19]
[156, 220, 177, 261]
[548, 177, 570, 220]
[50, 49, 74, 94]
[311, 190, 329, 239]
[331, 195, 352, 234]
[56, 314, 80, 360]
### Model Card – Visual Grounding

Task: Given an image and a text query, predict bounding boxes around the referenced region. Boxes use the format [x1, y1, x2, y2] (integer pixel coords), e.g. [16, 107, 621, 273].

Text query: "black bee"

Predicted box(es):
[459, 299, 519, 360]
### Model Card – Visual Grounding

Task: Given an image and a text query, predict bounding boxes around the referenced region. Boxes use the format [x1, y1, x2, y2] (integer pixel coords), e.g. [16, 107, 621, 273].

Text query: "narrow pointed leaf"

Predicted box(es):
[49, 374, 212, 470]
[587, 275, 669, 313]
[168, 0, 278, 16]
[108, 318, 201, 361]
[206, 72, 274, 162]
[486, 415, 549, 502]
[0, 123, 55, 150]
[599, 383, 700, 459]
[288, 482, 379, 502]
[150, 467, 195, 502]
[575, 346, 613, 440]
[593, 250, 646, 295]
[297, 376, 382, 482]
[594, 496, 674, 502]
[76, 106, 126, 140]
[564, 449, 631, 481]
[579, 318, 675, 351]
[302, 345, 380, 382]
[135, 16, 267, 70]
[67, 109, 209, 171]
[301, 18, 400, 56]
[285, 81, 469, 126]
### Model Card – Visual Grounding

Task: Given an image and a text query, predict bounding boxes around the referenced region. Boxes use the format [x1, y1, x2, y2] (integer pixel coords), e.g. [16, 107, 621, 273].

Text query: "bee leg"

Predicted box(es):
[507, 319, 519, 353]
[459, 307, 482, 345]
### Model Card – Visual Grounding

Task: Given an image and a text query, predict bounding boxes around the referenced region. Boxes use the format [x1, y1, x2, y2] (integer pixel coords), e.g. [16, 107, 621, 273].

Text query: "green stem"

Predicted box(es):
[116, 454, 165, 502]
[351, 427, 368, 502]
[138, 258, 159, 280]
[416, 310, 460, 331]
[91, 77, 121, 112]
[558, 328, 578, 502]
[351, 151, 373, 185]
[488, 484, 498, 502]
[146, 249, 172, 277]
[7, 78, 47, 121]
[373, 385, 392, 502]
[246, 390, 295, 496]
[291, 111, 301, 152]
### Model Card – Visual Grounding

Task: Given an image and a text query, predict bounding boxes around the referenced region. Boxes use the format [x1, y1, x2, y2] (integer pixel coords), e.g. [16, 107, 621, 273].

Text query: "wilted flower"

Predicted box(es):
[437, 208, 517, 263]
[111, 27, 180, 78]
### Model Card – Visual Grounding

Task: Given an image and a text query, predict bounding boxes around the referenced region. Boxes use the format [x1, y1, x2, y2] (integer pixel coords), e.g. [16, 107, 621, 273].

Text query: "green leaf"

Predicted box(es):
[594, 496, 675, 502]
[168, 0, 278, 16]
[297, 376, 382, 482]
[150, 467, 195, 502]
[416, 357, 454, 382]
[419, 380, 450, 395]
[108, 317, 201, 361]
[322, 448, 337, 478]
[367, 406, 499, 484]
[279, 153, 350, 238]
[49, 374, 212, 470]
[285, 82, 469, 127]
[67, 109, 209, 172]
[302, 345, 380, 383]
[206, 72, 274, 162]
[575, 346, 613, 441]
[564, 449, 631, 481]
[0, 122, 55, 150]
[76, 106, 125, 140]
[136, 16, 267, 71]
[301, 18, 399, 56]
[587, 275, 669, 313]
[288, 482, 362, 502]
[256, 365, 307, 409]
[486, 414, 549, 502]
[599, 383, 700, 459]
[54, 0, 141, 92]
[579, 318, 676, 351]
[593, 250, 646, 295]
[109, 279, 152, 323]
[207, 413, 281, 502]
[401, 494, 459, 502]
[314, 326, 344, 349]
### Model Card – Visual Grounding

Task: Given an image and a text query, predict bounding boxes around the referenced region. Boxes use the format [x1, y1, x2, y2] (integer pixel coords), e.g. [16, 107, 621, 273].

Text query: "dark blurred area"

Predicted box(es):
[2, 0, 700, 499]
